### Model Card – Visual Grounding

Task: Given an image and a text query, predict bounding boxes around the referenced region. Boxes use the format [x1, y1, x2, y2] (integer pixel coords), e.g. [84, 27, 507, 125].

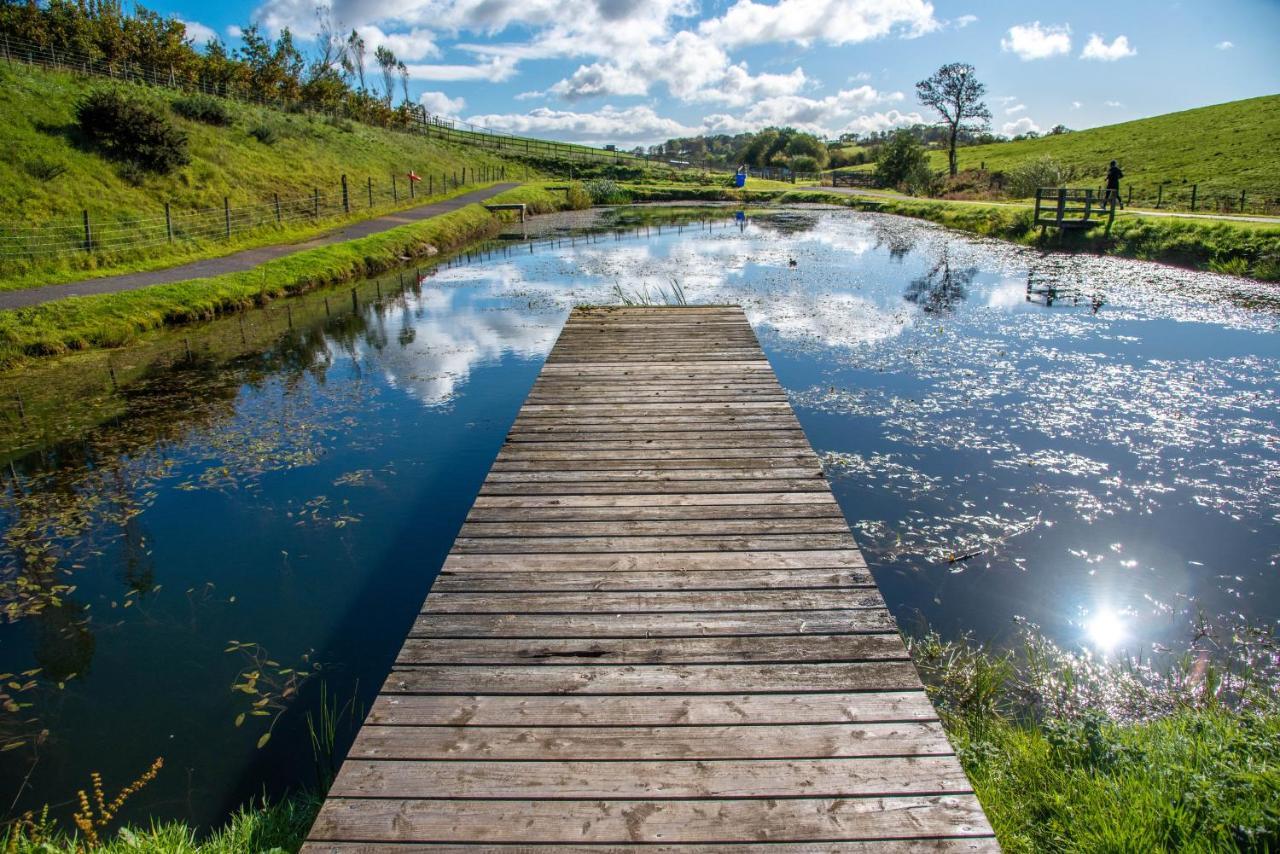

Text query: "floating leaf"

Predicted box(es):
[256, 733, 271, 749]
[234, 713, 245, 728]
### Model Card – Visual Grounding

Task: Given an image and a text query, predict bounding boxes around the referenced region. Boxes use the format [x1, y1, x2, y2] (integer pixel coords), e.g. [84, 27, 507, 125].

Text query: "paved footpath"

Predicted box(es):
[0, 183, 519, 312]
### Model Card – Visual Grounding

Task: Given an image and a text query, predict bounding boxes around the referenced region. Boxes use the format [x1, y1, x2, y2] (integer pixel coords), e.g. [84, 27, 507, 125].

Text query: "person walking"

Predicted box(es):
[1105, 160, 1125, 209]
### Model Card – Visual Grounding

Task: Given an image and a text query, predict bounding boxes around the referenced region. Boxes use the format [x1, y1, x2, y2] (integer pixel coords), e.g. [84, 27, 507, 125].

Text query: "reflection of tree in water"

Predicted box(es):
[751, 212, 820, 236]
[871, 219, 918, 262]
[903, 248, 978, 314]
[0, 307, 372, 755]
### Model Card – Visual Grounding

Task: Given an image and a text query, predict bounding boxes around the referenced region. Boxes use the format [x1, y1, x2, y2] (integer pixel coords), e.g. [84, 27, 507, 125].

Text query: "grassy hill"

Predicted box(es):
[931, 94, 1280, 205]
[0, 63, 525, 285]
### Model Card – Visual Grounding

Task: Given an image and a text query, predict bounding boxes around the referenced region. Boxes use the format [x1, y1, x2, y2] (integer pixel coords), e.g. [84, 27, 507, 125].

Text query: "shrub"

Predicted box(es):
[874, 130, 928, 191]
[790, 155, 821, 174]
[902, 163, 943, 197]
[22, 156, 67, 182]
[1005, 156, 1079, 199]
[249, 124, 280, 145]
[582, 178, 626, 204]
[171, 94, 232, 126]
[76, 89, 190, 174]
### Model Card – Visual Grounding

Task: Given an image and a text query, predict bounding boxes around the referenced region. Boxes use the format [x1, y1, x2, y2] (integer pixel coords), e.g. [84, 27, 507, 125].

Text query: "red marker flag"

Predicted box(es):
[407, 171, 421, 182]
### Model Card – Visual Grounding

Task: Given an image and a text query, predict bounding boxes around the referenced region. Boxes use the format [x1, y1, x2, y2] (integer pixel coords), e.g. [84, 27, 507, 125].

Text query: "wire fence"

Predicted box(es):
[0, 165, 510, 261]
[0, 31, 710, 171]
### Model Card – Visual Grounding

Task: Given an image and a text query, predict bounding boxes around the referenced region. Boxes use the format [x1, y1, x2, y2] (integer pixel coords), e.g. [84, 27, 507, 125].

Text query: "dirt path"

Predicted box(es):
[0, 183, 520, 311]
[819, 185, 1280, 225]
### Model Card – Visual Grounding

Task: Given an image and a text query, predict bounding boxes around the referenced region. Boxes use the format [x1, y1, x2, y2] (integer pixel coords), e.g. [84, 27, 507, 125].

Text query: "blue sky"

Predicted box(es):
[166, 0, 1280, 146]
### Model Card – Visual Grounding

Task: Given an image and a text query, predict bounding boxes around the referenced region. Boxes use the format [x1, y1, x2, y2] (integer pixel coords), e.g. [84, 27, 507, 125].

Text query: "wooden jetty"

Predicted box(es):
[303, 305, 998, 851]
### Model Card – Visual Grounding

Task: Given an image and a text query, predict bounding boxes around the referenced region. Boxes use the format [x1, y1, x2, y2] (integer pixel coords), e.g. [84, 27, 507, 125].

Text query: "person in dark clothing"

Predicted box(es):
[1105, 160, 1124, 208]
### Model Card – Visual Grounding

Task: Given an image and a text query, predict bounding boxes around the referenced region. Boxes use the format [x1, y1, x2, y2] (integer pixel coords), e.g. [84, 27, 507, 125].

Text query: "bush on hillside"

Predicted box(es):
[789, 155, 821, 174]
[1005, 156, 1079, 199]
[76, 89, 190, 174]
[171, 94, 232, 126]
[249, 124, 280, 145]
[583, 178, 626, 204]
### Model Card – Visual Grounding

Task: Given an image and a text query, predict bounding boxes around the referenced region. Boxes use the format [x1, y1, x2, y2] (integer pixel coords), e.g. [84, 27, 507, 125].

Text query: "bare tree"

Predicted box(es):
[346, 29, 366, 91]
[398, 60, 410, 106]
[916, 63, 991, 177]
[313, 6, 347, 75]
[375, 45, 398, 105]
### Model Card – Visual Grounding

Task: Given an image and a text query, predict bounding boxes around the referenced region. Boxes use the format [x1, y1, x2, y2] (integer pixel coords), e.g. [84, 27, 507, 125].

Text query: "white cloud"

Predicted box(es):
[179, 19, 219, 45]
[1215, 40, 1234, 50]
[1005, 103, 1026, 115]
[543, 30, 807, 107]
[1071, 100, 1083, 109]
[1104, 100, 1123, 107]
[226, 24, 243, 38]
[699, 0, 939, 48]
[418, 90, 465, 118]
[466, 105, 695, 144]
[355, 25, 440, 61]
[1001, 21, 1071, 60]
[954, 14, 978, 28]
[1080, 33, 1136, 61]
[403, 56, 518, 82]
[1001, 116, 1041, 136]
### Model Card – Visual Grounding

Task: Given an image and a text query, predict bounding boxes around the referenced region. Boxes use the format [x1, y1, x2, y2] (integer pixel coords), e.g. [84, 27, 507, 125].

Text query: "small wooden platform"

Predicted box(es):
[303, 306, 997, 851]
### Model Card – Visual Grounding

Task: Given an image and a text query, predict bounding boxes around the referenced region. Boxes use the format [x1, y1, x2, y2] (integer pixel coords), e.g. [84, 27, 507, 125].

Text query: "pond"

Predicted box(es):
[1, 205, 1277, 830]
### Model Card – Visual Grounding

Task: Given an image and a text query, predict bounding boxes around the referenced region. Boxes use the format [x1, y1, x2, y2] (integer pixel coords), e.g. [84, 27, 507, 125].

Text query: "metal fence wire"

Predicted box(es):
[0, 167, 507, 259]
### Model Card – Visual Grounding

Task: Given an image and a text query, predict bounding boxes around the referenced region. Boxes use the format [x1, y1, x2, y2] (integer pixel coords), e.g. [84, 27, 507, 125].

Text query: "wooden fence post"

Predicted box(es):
[1056, 188, 1066, 224]
[392, 173, 398, 202]
[342, 175, 349, 213]
[314, 188, 320, 217]
[1190, 184, 1198, 211]
[1127, 186, 1132, 206]
[165, 202, 173, 243]
[1239, 190, 1246, 212]
[82, 209, 92, 253]
[429, 175, 433, 195]
[1156, 184, 1163, 209]
[409, 173, 414, 199]
[224, 197, 231, 238]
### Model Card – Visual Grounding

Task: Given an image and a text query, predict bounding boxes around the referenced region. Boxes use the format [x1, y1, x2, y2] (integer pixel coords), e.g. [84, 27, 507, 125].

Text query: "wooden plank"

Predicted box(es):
[365, 691, 939, 726]
[329, 756, 974, 799]
[305, 306, 990, 850]
[307, 796, 993, 843]
[422, 589, 881, 613]
[395, 634, 902, 664]
[410, 609, 895, 638]
[304, 840, 999, 853]
[347, 721, 951, 760]
[383, 662, 923, 694]
[431, 568, 871, 590]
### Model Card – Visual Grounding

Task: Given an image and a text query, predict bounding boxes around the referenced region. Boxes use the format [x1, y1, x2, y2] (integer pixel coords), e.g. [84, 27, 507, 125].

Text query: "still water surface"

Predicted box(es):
[1, 206, 1276, 827]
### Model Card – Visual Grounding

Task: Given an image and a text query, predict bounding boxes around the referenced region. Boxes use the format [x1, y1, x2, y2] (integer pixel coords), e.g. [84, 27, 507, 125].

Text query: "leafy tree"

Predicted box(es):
[874, 129, 928, 189]
[916, 63, 991, 176]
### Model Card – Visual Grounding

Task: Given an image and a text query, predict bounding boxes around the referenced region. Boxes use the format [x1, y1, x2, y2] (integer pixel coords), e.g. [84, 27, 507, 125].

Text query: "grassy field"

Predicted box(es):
[0, 63, 526, 284]
[933, 95, 1280, 203]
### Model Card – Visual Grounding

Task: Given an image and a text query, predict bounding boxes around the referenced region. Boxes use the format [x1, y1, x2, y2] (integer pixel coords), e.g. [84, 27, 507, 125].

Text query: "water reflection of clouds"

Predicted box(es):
[364, 284, 562, 405]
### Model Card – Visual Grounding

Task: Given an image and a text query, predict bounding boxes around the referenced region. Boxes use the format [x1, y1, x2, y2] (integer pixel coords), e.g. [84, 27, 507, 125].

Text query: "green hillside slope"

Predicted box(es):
[0, 63, 521, 283]
[934, 94, 1280, 204]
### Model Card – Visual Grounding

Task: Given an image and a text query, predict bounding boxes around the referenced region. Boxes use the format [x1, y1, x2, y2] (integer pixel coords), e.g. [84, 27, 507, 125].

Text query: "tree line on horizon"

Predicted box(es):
[0, 0, 425, 129]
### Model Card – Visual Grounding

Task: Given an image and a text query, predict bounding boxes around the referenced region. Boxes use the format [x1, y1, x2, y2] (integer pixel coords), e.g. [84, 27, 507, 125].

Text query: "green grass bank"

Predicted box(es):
[0, 62, 523, 286]
[0, 183, 587, 367]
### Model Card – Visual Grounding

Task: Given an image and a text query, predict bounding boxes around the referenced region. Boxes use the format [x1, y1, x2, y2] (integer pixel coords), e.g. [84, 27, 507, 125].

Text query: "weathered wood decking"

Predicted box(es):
[303, 305, 997, 851]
